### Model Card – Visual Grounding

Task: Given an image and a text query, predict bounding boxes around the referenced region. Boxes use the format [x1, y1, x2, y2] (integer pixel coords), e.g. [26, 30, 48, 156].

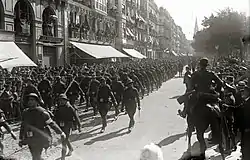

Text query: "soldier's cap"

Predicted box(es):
[126, 79, 133, 85]
[237, 81, 246, 87]
[58, 94, 69, 101]
[199, 58, 209, 66]
[26, 93, 39, 101]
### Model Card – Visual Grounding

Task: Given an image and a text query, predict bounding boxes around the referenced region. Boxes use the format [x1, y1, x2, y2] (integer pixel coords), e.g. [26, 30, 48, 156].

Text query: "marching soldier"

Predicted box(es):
[22, 78, 43, 108]
[97, 77, 117, 133]
[80, 73, 91, 111]
[19, 93, 66, 160]
[38, 77, 52, 110]
[111, 76, 124, 115]
[122, 79, 140, 132]
[66, 74, 84, 108]
[53, 94, 81, 160]
[52, 76, 66, 105]
[0, 83, 14, 120]
[88, 74, 100, 116]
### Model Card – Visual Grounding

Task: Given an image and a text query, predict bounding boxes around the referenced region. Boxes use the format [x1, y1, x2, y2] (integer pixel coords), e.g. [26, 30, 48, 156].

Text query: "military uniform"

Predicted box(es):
[122, 79, 140, 131]
[53, 94, 81, 160]
[88, 77, 100, 115]
[97, 78, 117, 132]
[38, 78, 52, 110]
[19, 93, 65, 160]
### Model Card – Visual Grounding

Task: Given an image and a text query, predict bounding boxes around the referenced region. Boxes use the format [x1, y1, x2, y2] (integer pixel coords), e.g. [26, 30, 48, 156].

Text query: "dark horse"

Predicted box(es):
[188, 95, 225, 160]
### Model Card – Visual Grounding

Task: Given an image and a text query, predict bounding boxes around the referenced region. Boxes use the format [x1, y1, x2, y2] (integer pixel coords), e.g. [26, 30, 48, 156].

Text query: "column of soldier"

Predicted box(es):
[182, 57, 250, 159]
[0, 58, 180, 160]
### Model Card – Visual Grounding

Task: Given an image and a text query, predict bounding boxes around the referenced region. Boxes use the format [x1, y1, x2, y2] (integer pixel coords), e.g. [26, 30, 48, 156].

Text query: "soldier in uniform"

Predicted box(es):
[52, 76, 66, 105]
[122, 79, 140, 132]
[53, 94, 81, 160]
[97, 77, 117, 133]
[66, 74, 84, 108]
[38, 77, 52, 110]
[111, 76, 124, 115]
[19, 93, 66, 160]
[88, 74, 100, 116]
[80, 73, 91, 112]
[22, 78, 43, 108]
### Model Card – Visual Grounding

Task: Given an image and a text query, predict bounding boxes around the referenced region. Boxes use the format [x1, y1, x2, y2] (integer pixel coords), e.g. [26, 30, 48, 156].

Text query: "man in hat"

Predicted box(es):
[53, 94, 81, 160]
[19, 93, 66, 160]
[183, 66, 192, 92]
[122, 79, 140, 132]
[97, 77, 117, 133]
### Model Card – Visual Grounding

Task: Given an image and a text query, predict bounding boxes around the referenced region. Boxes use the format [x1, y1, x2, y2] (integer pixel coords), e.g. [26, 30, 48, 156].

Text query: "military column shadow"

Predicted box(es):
[84, 127, 128, 145]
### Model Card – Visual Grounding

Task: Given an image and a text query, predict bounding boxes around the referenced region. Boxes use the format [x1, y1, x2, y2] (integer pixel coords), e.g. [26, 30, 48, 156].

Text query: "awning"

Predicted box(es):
[70, 42, 128, 59]
[123, 48, 147, 59]
[0, 42, 37, 69]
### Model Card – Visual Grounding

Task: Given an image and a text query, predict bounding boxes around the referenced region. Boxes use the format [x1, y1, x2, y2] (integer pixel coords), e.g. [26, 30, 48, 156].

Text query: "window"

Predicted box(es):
[96, 0, 107, 13]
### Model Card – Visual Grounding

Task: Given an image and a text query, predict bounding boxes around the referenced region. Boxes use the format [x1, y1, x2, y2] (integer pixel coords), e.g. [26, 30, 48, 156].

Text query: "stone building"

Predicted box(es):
[0, 0, 66, 67]
[0, 0, 190, 67]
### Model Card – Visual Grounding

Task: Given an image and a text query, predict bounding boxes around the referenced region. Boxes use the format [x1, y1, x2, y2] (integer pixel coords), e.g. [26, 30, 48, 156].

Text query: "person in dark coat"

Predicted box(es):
[88, 75, 100, 116]
[52, 76, 66, 105]
[66, 74, 84, 108]
[38, 77, 52, 110]
[80, 73, 91, 111]
[122, 79, 140, 132]
[19, 93, 66, 160]
[54, 94, 81, 160]
[97, 77, 117, 133]
[111, 76, 124, 115]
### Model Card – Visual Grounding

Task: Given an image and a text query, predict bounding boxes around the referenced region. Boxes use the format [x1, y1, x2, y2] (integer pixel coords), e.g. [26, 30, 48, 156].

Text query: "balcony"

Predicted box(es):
[39, 35, 63, 43]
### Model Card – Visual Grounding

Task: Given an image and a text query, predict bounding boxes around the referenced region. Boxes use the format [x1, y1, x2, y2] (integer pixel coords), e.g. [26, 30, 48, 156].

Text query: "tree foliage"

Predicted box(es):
[192, 8, 246, 57]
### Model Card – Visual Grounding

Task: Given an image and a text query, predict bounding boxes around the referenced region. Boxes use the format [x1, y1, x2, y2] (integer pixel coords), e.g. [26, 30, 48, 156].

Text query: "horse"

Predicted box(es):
[178, 92, 225, 160]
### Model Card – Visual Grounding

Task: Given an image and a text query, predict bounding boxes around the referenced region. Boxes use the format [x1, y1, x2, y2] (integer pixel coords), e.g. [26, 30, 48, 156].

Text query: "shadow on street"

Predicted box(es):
[157, 132, 186, 147]
[84, 127, 128, 145]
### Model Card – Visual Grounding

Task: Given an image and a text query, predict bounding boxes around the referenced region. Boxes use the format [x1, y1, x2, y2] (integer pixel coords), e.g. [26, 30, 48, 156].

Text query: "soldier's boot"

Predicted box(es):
[100, 117, 107, 133]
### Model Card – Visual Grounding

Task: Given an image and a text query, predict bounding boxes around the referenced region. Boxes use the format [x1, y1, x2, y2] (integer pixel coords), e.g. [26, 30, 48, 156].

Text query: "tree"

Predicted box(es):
[192, 8, 246, 58]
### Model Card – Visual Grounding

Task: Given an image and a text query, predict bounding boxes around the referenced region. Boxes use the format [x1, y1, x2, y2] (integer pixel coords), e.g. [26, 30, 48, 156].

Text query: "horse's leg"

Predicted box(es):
[196, 127, 206, 158]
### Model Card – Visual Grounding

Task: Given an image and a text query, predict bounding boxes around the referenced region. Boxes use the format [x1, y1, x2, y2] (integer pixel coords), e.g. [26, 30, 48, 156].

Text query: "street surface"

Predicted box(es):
[3, 76, 242, 160]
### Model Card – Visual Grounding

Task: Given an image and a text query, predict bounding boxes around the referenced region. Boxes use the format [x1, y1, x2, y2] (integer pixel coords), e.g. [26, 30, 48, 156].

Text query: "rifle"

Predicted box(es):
[64, 76, 76, 95]
[177, 90, 195, 105]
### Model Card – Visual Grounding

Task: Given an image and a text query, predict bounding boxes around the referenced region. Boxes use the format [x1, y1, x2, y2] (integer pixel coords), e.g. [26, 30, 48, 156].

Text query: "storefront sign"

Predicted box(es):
[39, 35, 63, 43]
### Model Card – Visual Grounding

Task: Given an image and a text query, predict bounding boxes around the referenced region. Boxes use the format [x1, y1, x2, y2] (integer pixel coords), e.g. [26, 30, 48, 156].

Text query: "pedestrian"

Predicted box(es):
[122, 79, 141, 132]
[53, 94, 81, 160]
[19, 93, 66, 160]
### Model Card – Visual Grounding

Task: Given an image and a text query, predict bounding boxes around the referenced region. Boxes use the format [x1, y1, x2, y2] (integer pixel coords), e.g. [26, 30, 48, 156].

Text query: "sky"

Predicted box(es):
[154, 0, 249, 40]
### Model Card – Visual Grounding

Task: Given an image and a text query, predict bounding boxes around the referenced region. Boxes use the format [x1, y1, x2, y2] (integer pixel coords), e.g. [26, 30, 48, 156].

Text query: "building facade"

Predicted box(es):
[0, 0, 190, 67]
